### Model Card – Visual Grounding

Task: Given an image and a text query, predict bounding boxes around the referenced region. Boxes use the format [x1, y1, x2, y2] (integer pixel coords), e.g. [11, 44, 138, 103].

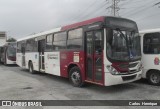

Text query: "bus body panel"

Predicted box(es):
[45, 52, 61, 76]
[142, 55, 160, 78]
[60, 51, 85, 79]
[6, 58, 16, 64]
[104, 70, 142, 86]
[16, 53, 22, 67]
[25, 52, 39, 70]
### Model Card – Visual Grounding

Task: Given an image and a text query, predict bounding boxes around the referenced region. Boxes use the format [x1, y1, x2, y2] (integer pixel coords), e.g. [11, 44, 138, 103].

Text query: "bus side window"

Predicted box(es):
[67, 28, 83, 49]
[46, 34, 53, 51]
[53, 32, 67, 50]
[21, 47, 25, 53]
[143, 32, 160, 54]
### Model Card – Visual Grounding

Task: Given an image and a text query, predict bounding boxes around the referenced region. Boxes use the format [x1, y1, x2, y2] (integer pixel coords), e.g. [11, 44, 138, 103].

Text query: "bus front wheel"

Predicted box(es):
[69, 67, 84, 87]
[148, 71, 160, 86]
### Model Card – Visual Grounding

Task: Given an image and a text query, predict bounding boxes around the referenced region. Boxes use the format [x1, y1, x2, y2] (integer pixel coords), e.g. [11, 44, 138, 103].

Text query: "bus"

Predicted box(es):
[16, 16, 142, 87]
[0, 42, 16, 65]
[140, 28, 160, 85]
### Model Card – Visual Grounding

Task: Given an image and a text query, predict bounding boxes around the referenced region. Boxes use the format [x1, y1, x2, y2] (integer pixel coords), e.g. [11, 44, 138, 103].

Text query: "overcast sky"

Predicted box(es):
[0, 0, 160, 39]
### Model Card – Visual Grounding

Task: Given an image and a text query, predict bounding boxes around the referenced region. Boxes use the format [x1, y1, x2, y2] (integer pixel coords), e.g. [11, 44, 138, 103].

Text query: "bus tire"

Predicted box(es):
[148, 71, 160, 86]
[29, 62, 35, 74]
[69, 66, 84, 87]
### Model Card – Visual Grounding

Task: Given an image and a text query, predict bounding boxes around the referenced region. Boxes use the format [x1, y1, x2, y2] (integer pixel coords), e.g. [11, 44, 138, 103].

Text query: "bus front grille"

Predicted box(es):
[122, 75, 137, 81]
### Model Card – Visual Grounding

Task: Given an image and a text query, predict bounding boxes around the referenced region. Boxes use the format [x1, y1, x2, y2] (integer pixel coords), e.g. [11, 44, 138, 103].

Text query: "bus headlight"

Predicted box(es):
[137, 62, 143, 71]
[107, 65, 119, 75]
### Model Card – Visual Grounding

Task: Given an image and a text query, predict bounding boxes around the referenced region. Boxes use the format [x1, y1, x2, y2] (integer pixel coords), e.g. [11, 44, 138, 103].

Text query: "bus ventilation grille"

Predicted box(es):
[122, 75, 137, 81]
[129, 63, 138, 68]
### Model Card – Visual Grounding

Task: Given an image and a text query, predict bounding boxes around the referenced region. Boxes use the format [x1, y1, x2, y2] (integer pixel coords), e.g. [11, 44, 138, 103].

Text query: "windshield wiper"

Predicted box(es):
[116, 28, 131, 61]
[116, 28, 127, 41]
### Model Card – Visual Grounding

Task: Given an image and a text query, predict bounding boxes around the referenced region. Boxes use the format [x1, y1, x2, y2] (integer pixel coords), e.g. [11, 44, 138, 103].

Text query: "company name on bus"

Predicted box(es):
[47, 54, 58, 60]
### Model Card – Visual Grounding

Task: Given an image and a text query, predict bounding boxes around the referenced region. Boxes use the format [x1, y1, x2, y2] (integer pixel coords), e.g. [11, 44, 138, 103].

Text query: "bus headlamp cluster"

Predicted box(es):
[137, 62, 143, 72]
[107, 65, 119, 75]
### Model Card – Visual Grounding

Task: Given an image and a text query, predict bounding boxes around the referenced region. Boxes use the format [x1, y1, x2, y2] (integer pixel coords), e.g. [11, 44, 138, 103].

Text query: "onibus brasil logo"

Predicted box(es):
[1, 101, 42, 106]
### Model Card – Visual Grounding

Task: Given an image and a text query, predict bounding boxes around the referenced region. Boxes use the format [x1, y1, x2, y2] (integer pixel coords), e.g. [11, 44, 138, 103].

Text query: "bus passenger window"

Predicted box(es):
[53, 32, 67, 50]
[67, 28, 83, 49]
[143, 33, 160, 54]
[46, 34, 53, 51]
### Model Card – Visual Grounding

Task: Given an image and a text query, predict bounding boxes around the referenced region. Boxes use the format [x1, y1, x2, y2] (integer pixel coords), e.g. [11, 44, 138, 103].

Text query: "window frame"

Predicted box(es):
[143, 32, 160, 54]
[53, 31, 67, 51]
[46, 34, 53, 52]
[26, 38, 37, 52]
[67, 28, 83, 50]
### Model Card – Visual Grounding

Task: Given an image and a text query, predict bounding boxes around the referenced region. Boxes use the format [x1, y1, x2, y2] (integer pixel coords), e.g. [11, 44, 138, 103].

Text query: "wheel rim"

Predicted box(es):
[150, 73, 160, 84]
[71, 71, 80, 85]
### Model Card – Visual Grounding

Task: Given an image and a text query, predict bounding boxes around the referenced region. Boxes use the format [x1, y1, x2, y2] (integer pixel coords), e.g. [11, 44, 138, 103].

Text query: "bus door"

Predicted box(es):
[85, 30, 103, 84]
[21, 43, 26, 67]
[38, 39, 45, 72]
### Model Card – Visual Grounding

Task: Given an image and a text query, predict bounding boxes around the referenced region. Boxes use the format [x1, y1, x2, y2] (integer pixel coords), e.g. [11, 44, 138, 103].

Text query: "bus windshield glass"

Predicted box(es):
[7, 44, 16, 57]
[107, 29, 141, 62]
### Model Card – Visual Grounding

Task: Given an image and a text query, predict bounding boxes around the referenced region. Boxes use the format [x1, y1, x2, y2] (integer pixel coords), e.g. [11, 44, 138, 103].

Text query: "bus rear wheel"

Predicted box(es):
[69, 67, 84, 87]
[29, 62, 35, 74]
[148, 71, 160, 86]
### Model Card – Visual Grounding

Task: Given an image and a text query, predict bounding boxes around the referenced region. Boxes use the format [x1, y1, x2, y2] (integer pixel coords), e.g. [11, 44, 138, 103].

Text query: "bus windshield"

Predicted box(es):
[107, 29, 141, 62]
[7, 44, 16, 57]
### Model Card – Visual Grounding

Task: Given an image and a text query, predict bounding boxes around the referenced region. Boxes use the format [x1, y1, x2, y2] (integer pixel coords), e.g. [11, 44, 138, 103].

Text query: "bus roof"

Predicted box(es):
[61, 16, 105, 31]
[17, 16, 105, 42]
[17, 17, 104, 42]
[139, 28, 160, 34]
[5, 42, 16, 44]
[17, 27, 61, 42]
[17, 16, 136, 42]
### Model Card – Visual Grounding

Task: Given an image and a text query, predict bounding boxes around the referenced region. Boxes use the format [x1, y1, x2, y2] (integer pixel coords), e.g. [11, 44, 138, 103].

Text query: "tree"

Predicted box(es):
[7, 38, 17, 42]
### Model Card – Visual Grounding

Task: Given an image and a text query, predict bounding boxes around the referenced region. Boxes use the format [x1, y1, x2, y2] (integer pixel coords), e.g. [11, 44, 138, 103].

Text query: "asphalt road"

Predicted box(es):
[0, 64, 160, 109]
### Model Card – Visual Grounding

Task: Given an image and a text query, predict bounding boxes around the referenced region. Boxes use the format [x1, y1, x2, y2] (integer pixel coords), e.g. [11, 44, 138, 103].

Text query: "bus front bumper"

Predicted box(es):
[104, 70, 142, 86]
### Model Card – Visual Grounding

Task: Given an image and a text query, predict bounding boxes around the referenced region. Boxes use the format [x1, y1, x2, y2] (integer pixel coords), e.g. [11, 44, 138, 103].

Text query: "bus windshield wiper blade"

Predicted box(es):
[116, 28, 127, 41]
[116, 28, 130, 61]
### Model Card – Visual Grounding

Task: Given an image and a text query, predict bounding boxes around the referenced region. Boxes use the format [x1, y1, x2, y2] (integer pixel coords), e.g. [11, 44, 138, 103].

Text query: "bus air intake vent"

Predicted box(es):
[129, 63, 138, 68]
[119, 64, 129, 69]
[122, 75, 137, 81]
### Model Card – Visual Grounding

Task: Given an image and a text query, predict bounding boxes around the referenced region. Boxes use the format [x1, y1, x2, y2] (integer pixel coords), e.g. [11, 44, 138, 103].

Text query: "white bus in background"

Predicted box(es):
[0, 42, 16, 65]
[140, 28, 160, 85]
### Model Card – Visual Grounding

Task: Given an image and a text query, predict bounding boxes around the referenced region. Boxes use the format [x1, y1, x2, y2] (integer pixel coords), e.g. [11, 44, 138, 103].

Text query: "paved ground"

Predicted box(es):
[0, 64, 160, 109]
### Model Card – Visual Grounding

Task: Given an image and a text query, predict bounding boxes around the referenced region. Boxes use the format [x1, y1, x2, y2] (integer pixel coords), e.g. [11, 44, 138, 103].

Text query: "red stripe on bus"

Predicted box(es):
[61, 16, 105, 31]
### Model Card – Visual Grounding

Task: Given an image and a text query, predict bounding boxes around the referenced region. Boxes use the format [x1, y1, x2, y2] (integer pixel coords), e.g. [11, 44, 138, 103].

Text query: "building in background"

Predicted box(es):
[0, 32, 6, 46]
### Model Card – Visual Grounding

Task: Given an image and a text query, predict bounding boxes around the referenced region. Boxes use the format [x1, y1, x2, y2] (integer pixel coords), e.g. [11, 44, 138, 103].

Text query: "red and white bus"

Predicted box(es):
[16, 16, 142, 87]
[0, 42, 16, 65]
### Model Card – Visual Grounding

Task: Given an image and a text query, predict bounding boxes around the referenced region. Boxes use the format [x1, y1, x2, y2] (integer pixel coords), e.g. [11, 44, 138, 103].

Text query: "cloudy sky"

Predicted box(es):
[0, 0, 160, 39]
